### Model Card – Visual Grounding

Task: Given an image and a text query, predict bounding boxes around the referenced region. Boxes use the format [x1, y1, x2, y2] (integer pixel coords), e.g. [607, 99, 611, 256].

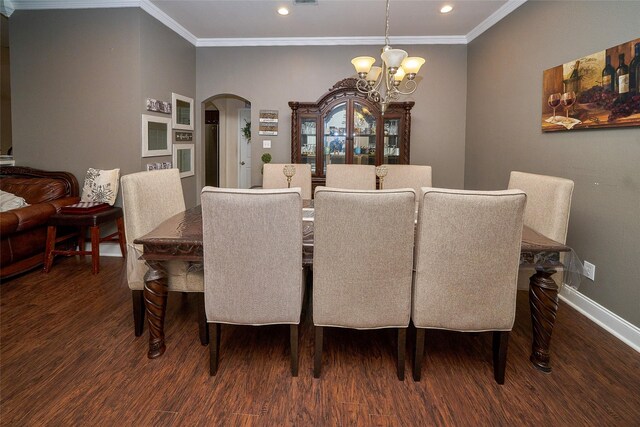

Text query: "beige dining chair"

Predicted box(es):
[313, 187, 416, 380]
[412, 188, 526, 384]
[382, 164, 432, 191]
[201, 187, 304, 377]
[507, 171, 574, 289]
[263, 163, 312, 200]
[382, 164, 433, 211]
[121, 169, 207, 344]
[325, 164, 376, 190]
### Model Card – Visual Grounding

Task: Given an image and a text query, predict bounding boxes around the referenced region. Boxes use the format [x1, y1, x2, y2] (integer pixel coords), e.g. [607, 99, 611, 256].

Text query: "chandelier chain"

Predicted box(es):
[384, 0, 391, 46]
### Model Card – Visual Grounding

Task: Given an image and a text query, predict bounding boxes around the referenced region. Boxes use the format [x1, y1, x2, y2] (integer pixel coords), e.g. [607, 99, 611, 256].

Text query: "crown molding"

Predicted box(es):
[139, 0, 197, 45]
[9, 0, 139, 9]
[1, 0, 15, 16]
[196, 35, 468, 48]
[9, 0, 197, 44]
[466, 0, 527, 43]
[8, 0, 526, 47]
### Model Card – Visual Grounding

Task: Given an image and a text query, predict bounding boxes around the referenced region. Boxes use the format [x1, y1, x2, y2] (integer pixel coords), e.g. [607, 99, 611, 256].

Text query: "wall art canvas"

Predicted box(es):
[146, 98, 172, 114]
[175, 131, 193, 142]
[259, 109, 278, 136]
[146, 162, 172, 171]
[542, 37, 640, 132]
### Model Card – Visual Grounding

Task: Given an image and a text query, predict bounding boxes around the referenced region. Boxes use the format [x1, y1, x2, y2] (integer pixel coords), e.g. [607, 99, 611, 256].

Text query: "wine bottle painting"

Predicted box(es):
[542, 37, 640, 131]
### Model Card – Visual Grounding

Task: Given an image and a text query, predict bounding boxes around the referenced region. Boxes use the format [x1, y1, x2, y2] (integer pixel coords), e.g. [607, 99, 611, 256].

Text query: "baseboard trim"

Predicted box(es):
[560, 286, 640, 353]
[84, 242, 123, 258]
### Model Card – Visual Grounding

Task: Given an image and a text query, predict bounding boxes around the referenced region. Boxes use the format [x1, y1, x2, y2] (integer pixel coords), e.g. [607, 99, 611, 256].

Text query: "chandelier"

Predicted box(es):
[350, 0, 425, 114]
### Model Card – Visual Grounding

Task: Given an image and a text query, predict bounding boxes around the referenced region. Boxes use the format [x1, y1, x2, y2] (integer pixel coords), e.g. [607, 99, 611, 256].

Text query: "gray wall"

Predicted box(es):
[465, 1, 640, 326]
[10, 8, 196, 206]
[10, 9, 141, 185]
[1, 15, 11, 154]
[139, 11, 196, 207]
[196, 44, 467, 191]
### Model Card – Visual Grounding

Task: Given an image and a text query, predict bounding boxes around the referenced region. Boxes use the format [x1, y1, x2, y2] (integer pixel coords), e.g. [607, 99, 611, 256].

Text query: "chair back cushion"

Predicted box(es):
[121, 169, 186, 289]
[313, 187, 415, 329]
[263, 163, 312, 200]
[383, 165, 432, 192]
[325, 164, 376, 190]
[201, 187, 303, 325]
[412, 188, 526, 332]
[508, 171, 573, 244]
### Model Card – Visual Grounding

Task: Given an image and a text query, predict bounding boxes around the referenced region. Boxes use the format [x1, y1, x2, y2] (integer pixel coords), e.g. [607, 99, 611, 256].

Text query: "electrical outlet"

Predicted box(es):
[583, 261, 596, 281]
[263, 140, 271, 149]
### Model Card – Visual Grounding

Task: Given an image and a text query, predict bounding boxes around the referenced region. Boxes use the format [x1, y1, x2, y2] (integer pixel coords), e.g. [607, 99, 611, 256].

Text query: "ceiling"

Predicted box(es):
[5, 0, 528, 45]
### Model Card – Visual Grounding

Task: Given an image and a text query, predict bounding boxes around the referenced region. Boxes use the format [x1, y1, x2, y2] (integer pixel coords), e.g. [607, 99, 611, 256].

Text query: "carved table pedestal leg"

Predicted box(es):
[144, 260, 169, 359]
[529, 267, 559, 372]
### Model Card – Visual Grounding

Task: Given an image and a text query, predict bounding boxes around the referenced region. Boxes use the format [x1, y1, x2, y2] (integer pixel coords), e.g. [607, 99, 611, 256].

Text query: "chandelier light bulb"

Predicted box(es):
[381, 48, 408, 71]
[351, 56, 376, 78]
[401, 57, 426, 79]
[393, 67, 406, 85]
[366, 66, 382, 84]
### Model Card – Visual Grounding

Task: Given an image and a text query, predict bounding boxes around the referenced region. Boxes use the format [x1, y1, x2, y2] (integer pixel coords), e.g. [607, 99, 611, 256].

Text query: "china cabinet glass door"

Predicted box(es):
[323, 102, 347, 174]
[289, 79, 413, 188]
[383, 118, 400, 164]
[300, 118, 317, 174]
[353, 102, 377, 166]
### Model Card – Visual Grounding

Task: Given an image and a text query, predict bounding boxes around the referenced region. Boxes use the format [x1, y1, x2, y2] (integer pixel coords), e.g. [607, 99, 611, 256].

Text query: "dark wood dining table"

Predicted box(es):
[135, 204, 570, 373]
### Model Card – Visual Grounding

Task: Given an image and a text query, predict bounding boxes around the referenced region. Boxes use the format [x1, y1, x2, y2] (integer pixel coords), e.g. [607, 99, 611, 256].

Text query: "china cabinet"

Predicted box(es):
[289, 78, 413, 188]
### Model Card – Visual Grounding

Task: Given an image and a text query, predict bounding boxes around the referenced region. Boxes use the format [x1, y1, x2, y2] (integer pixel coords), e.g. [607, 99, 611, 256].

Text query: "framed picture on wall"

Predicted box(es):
[173, 143, 194, 178]
[142, 114, 172, 157]
[172, 93, 194, 130]
[542, 37, 640, 131]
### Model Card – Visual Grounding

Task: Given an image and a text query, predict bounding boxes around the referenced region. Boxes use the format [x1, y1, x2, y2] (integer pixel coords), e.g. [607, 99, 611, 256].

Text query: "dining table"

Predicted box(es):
[134, 203, 570, 373]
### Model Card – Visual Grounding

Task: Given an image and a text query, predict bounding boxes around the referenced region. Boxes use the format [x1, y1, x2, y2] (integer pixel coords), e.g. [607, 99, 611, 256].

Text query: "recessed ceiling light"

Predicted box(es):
[278, 7, 290, 16]
[440, 5, 453, 14]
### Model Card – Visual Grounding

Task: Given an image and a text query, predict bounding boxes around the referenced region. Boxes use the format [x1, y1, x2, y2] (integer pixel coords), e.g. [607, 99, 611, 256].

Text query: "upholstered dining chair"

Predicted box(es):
[325, 164, 376, 190]
[412, 188, 526, 384]
[120, 169, 207, 344]
[382, 165, 432, 192]
[507, 171, 574, 289]
[382, 164, 433, 211]
[313, 187, 416, 380]
[201, 187, 304, 377]
[263, 163, 313, 200]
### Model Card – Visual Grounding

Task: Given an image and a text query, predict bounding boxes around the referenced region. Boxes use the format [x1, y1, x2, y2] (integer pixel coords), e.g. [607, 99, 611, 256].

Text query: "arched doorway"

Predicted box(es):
[201, 94, 251, 188]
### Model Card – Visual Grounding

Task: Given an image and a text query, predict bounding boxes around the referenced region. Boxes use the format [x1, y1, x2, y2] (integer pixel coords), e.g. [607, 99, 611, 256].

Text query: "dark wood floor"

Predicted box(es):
[1, 257, 639, 426]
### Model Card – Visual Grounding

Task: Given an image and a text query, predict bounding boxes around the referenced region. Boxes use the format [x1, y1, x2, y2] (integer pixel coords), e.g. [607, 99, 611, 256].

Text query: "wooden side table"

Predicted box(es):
[43, 206, 127, 274]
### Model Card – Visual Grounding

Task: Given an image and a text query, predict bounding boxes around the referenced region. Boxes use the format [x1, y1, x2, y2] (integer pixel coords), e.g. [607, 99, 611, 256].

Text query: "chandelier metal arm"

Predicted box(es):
[392, 79, 418, 96]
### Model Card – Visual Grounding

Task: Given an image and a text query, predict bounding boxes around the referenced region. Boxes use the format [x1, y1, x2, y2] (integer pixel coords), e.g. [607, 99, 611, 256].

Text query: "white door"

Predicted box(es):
[238, 108, 252, 189]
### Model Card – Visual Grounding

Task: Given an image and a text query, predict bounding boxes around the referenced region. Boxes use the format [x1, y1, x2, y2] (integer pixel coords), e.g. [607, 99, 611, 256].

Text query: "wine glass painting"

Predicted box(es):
[560, 91, 576, 123]
[541, 37, 640, 131]
[547, 93, 561, 121]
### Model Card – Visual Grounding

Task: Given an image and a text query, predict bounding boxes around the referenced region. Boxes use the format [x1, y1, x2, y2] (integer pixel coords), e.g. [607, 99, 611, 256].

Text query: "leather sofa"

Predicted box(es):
[1, 166, 80, 279]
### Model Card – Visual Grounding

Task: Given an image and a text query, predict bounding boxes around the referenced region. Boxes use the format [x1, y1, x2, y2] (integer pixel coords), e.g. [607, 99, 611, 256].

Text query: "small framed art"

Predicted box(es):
[172, 93, 194, 130]
[142, 114, 172, 157]
[173, 144, 194, 178]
